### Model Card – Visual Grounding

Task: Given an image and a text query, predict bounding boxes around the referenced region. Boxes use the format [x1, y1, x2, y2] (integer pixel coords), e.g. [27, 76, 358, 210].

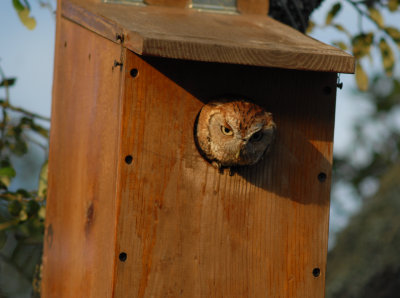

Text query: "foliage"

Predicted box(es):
[334, 75, 400, 196]
[326, 62, 400, 297]
[0, 2, 55, 296]
[308, 0, 400, 91]
[12, 0, 37, 30]
[327, 162, 400, 298]
[0, 66, 49, 295]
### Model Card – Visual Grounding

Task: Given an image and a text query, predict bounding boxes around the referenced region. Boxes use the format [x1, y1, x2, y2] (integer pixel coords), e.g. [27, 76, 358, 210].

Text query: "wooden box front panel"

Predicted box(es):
[114, 52, 336, 297]
[42, 19, 123, 298]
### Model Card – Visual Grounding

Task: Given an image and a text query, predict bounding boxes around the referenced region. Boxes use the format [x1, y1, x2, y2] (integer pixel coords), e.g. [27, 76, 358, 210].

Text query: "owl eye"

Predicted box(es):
[250, 131, 263, 142]
[221, 126, 233, 136]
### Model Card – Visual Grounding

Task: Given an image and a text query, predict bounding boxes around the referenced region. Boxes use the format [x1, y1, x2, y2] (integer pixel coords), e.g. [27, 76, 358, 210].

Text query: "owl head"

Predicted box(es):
[195, 99, 276, 168]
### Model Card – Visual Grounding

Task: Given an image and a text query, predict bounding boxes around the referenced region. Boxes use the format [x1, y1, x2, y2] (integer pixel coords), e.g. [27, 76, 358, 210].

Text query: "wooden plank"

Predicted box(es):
[113, 51, 336, 297]
[62, 0, 355, 73]
[237, 0, 269, 15]
[145, 0, 189, 8]
[61, 0, 124, 45]
[41, 18, 124, 298]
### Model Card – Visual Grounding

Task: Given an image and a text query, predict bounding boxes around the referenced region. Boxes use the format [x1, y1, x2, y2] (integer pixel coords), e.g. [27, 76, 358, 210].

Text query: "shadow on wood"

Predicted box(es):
[144, 56, 335, 204]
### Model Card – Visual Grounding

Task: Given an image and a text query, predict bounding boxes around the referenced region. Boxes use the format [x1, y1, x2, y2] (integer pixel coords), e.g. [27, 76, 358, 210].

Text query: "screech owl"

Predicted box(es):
[195, 99, 276, 169]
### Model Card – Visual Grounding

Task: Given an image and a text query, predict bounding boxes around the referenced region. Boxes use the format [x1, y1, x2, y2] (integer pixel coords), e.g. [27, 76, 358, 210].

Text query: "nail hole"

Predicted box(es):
[323, 86, 332, 95]
[130, 68, 139, 78]
[318, 172, 327, 182]
[313, 267, 321, 277]
[64, 41, 67, 47]
[119, 252, 127, 262]
[125, 155, 133, 164]
[88, 53, 91, 60]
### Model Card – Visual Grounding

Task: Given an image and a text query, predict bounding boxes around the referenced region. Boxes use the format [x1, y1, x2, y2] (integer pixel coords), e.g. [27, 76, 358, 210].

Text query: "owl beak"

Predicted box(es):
[236, 141, 247, 159]
[236, 150, 241, 159]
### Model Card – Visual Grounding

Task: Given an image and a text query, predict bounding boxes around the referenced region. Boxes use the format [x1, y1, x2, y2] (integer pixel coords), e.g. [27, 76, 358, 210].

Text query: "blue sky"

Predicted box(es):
[0, 0, 55, 196]
[0, 0, 55, 118]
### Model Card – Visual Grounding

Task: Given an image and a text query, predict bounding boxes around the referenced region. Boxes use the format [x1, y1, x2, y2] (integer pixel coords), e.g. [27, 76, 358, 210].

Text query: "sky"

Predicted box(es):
[0, 0, 55, 200]
[0, 0, 398, 243]
[0, 0, 55, 118]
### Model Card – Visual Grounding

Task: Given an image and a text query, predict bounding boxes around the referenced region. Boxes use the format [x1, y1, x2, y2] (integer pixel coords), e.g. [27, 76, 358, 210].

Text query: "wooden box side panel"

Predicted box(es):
[42, 18, 123, 298]
[113, 53, 336, 297]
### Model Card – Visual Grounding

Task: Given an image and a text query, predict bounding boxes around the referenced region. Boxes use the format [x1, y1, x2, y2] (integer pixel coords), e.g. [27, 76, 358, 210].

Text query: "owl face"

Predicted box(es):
[196, 100, 276, 168]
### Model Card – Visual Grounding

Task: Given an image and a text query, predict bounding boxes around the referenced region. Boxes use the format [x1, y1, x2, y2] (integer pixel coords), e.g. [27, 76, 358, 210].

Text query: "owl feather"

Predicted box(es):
[195, 99, 276, 169]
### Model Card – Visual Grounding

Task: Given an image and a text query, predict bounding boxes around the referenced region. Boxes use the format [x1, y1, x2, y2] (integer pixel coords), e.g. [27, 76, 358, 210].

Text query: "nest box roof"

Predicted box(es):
[62, 0, 355, 73]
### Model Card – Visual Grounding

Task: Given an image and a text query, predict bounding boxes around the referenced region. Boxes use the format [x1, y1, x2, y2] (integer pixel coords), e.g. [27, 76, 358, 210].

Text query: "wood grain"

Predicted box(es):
[112, 52, 336, 297]
[145, 0, 189, 8]
[237, 0, 269, 15]
[41, 18, 124, 298]
[62, 0, 355, 73]
[62, 0, 124, 45]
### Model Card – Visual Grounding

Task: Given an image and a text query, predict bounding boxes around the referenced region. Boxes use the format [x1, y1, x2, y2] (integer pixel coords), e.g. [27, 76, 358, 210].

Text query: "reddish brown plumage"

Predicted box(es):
[195, 99, 276, 168]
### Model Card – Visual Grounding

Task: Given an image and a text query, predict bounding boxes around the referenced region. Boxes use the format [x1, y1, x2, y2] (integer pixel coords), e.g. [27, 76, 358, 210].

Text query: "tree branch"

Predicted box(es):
[0, 101, 50, 122]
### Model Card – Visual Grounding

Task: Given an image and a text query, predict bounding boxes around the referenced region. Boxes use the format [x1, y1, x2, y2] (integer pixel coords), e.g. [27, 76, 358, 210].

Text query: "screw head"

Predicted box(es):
[130, 68, 139, 78]
[116, 33, 124, 42]
[312, 267, 321, 277]
[119, 252, 127, 262]
[323, 86, 332, 95]
[318, 172, 327, 182]
[125, 155, 133, 164]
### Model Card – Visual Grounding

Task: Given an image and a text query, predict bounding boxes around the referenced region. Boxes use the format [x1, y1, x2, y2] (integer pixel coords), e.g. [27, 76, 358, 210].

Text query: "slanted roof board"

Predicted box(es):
[62, 0, 355, 73]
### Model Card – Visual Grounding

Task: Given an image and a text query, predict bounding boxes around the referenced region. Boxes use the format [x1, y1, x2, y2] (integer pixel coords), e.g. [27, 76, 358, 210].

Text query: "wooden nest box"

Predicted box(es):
[42, 0, 355, 297]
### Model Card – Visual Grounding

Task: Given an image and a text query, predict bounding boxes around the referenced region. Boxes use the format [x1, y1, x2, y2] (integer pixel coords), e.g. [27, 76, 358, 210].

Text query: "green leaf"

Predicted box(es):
[12, 0, 25, 12]
[19, 8, 37, 30]
[388, 0, 398, 11]
[333, 24, 351, 36]
[26, 200, 40, 217]
[368, 7, 384, 28]
[15, 5, 37, 30]
[0, 158, 12, 168]
[325, 3, 341, 25]
[0, 230, 6, 248]
[10, 139, 28, 156]
[379, 38, 395, 76]
[0, 167, 16, 179]
[38, 161, 48, 198]
[352, 33, 374, 59]
[16, 189, 30, 198]
[385, 27, 400, 45]
[306, 20, 315, 34]
[38, 205, 46, 220]
[355, 63, 369, 91]
[19, 209, 27, 221]
[0, 167, 16, 188]
[8, 200, 22, 217]
[333, 41, 348, 50]
[0, 78, 17, 87]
